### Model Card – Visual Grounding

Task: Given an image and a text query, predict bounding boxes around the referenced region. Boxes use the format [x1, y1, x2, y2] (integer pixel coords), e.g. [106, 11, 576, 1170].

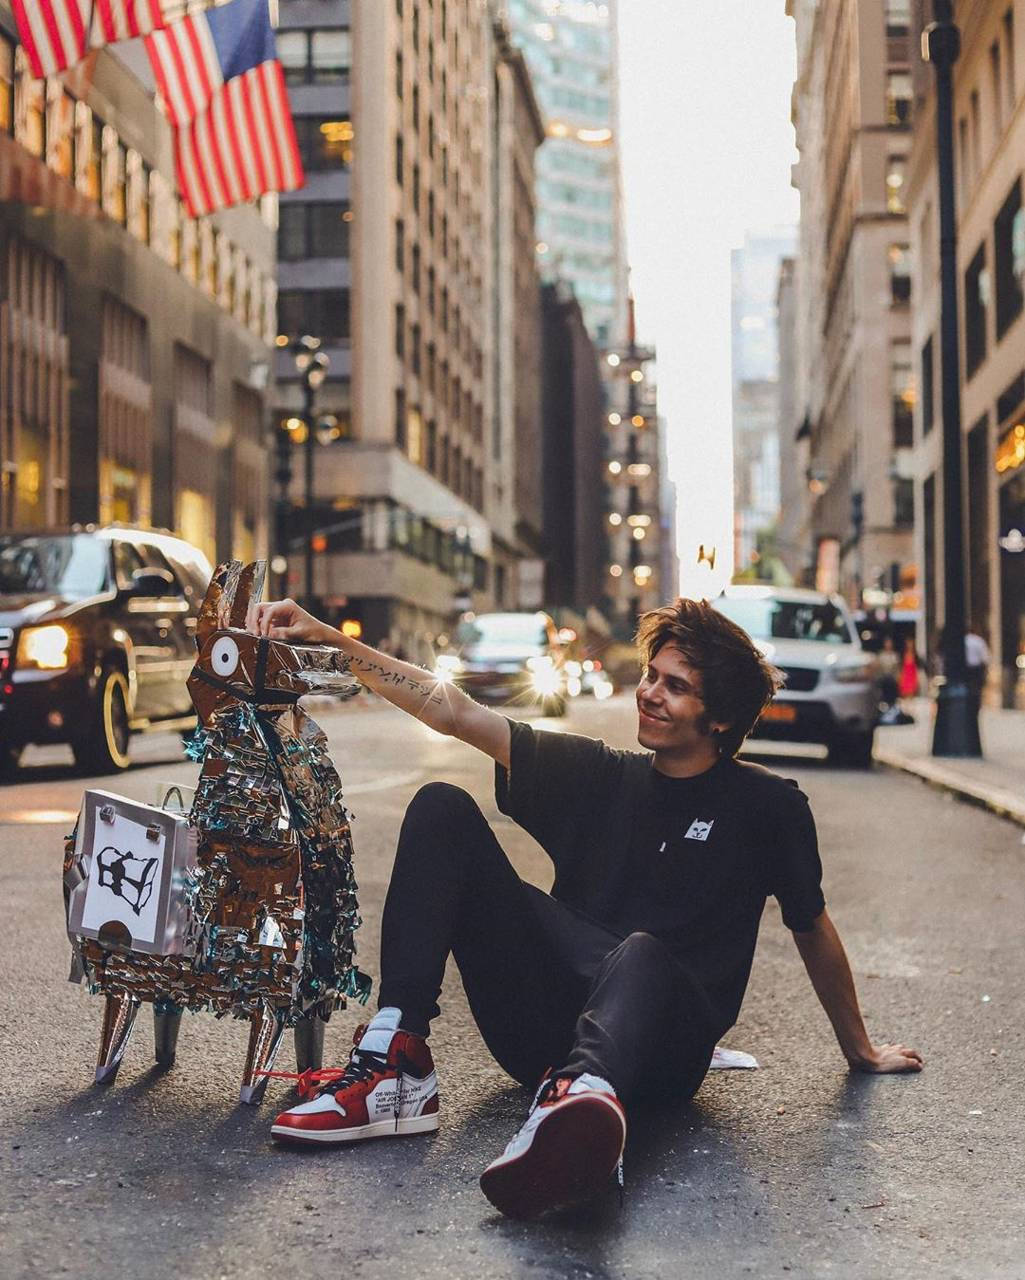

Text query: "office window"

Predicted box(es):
[1004, 9, 1017, 117]
[278, 29, 349, 84]
[15, 49, 45, 156]
[311, 30, 350, 83]
[277, 289, 350, 343]
[395, 133, 404, 185]
[411, 322, 421, 376]
[412, 242, 421, 294]
[886, 155, 907, 213]
[889, 242, 911, 303]
[991, 40, 1004, 136]
[412, 163, 420, 214]
[970, 89, 982, 177]
[47, 86, 75, 181]
[309, 204, 349, 256]
[885, 0, 910, 37]
[0, 36, 13, 135]
[994, 177, 1024, 339]
[395, 218, 405, 272]
[279, 204, 307, 260]
[886, 71, 912, 126]
[921, 335, 935, 435]
[964, 242, 988, 377]
[395, 303, 405, 358]
[894, 478, 914, 528]
[396, 49, 403, 99]
[395, 388, 407, 448]
[278, 203, 351, 259]
[278, 31, 308, 82]
[891, 339, 914, 448]
[296, 118, 352, 170]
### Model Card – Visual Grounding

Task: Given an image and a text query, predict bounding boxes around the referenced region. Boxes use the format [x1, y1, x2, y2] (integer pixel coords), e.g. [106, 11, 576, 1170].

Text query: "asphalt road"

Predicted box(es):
[1, 694, 1023, 1279]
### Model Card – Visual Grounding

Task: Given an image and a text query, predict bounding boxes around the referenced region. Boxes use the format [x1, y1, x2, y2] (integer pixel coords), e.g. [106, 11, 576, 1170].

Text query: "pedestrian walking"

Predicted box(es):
[898, 634, 923, 701]
[247, 596, 923, 1219]
[965, 622, 991, 711]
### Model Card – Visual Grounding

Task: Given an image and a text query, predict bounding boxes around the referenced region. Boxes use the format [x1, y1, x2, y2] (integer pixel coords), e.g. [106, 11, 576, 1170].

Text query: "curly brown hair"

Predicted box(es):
[635, 598, 784, 757]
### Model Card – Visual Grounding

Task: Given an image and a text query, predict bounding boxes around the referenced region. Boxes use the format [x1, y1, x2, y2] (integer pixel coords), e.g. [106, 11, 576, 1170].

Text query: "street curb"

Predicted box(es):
[873, 747, 1025, 828]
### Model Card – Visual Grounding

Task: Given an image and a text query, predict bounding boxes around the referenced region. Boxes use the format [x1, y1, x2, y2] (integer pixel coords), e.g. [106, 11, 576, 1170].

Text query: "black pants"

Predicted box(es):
[378, 783, 718, 1104]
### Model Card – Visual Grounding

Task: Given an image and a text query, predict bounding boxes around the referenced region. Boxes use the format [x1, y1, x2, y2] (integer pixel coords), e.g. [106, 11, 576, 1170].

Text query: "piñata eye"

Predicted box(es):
[211, 636, 240, 677]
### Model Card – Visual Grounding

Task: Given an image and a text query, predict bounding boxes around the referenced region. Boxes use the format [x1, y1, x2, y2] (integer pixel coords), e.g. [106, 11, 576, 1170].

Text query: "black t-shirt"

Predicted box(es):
[495, 720, 825, 1037]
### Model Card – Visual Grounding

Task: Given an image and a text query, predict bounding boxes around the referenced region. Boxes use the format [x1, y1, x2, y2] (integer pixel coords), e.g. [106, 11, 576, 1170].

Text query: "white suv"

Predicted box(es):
[712, 585, 880, 767]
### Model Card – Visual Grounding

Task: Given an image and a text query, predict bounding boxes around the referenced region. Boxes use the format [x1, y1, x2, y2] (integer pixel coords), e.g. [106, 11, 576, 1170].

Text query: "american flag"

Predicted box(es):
[146, 0, 303, 217]
[13, 0, 175, 79]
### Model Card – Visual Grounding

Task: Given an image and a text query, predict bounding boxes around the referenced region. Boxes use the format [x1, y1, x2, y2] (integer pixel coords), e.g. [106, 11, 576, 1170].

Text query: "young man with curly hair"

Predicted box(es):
[250, 596, 922, 1219]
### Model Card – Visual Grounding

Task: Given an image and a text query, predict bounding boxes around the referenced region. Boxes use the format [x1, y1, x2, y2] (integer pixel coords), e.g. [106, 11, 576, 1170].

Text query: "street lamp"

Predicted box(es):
[291, 335, 330, 609]
[923, 1, 982, 756]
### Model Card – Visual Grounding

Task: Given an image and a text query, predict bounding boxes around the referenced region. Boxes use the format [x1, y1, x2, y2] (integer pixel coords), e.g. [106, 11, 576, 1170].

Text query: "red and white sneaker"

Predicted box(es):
[479, 1071, 626, 1219]
[270, 1024, 439, 1145]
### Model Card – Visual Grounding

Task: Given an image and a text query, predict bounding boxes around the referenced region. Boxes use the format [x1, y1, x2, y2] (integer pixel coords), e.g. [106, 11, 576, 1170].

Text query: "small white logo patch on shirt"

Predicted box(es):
[684, 819, 715, 841]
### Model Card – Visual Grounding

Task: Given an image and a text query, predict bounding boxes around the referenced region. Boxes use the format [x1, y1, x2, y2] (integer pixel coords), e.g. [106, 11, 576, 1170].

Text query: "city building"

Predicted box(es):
[491, 16, 546, 608]
[502, 0, 627, 348]
[0, 8, 276, 563]
[907, 0, 1025, 705]
[775, 254, 812, 584]
[274, 0, 545, 657]
[540, 279, 605, 614]
[788, 0, 916, 606]
[601, 302, 665, 637]
[730, 226, 796, 577]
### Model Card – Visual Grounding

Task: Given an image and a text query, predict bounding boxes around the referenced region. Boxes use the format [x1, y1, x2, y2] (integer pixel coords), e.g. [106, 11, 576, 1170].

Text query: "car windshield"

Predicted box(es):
[0, 535, 109, 598]
[714, 595, 853, 644]
[456, 615, 548, 649]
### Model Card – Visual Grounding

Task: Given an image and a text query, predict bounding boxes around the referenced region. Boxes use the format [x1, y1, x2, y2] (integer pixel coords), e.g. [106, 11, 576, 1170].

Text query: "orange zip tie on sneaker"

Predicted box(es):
[256, 1067, 347, 1099]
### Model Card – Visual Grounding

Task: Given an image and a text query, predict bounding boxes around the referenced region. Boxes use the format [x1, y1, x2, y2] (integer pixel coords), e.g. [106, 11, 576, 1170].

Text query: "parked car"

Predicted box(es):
[0, 526, 212, 775]
[434, 611, 568, 716]
[712, 585, 880, 766]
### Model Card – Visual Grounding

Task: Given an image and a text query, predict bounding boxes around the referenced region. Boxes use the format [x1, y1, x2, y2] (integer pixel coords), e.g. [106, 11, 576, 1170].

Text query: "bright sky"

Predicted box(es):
[617, 1, 800, 597]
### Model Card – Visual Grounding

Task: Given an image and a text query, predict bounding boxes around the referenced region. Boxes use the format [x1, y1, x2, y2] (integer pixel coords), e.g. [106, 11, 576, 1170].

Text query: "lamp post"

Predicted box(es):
[923, 1, 982, 756]
[291, 335, 330, 609]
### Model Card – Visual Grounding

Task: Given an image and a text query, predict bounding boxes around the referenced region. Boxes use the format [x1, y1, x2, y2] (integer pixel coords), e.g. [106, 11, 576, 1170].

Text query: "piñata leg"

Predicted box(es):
[293, 1006, 329, 1073]
[95, 992, 141, 1084]
[153, 1003, 183, 1069]
[239, 1003, 286, 1105]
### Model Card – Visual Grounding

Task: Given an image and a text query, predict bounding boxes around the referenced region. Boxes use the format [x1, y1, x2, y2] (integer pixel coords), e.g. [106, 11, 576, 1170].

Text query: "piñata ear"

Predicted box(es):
[196, 560, 242, 648]
[227, 560, 267, 630]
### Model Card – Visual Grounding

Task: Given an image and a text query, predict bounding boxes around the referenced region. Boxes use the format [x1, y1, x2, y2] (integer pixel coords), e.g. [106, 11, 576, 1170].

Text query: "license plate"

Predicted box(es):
[761, 703, 797, 723]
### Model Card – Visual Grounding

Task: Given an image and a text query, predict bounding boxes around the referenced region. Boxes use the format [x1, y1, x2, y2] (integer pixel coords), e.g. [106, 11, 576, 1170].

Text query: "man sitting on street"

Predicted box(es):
[249, 596, 923, 1220]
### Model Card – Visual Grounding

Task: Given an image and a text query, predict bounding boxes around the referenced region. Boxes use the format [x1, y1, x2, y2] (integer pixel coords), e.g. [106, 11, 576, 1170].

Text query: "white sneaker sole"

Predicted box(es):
[271, 1111, 440, 1145]
[480, 1095, 625, 1219]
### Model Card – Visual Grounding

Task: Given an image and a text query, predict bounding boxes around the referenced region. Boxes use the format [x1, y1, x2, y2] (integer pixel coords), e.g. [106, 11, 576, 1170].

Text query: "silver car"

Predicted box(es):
[712, 586, 880, 766]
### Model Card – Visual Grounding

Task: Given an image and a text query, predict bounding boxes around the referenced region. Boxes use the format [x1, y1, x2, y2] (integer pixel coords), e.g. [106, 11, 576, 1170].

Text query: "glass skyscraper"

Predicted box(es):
[503, 0, 627, 347]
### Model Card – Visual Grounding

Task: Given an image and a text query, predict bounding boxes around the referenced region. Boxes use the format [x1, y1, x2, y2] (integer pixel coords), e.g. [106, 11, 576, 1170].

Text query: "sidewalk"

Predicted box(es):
[873, 696, 1025, 826]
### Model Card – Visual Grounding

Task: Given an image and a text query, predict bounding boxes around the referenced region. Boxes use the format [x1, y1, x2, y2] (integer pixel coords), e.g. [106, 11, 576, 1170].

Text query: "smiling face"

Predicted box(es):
[635, 644, 730, 773]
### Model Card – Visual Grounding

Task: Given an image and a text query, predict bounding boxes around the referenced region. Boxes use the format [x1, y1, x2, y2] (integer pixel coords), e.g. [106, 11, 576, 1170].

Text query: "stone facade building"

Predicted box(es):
[0, 8, 276, 564]
[907, 0, 1025, 704]
[788, 0, 916, 605]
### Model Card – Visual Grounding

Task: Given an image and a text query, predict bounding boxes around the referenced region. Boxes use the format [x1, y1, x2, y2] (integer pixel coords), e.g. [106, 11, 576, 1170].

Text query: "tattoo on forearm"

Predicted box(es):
[349, 654, 445, 706]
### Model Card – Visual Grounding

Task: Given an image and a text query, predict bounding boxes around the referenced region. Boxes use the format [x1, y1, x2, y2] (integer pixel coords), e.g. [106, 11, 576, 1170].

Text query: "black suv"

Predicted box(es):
[0, 526, 212, 775]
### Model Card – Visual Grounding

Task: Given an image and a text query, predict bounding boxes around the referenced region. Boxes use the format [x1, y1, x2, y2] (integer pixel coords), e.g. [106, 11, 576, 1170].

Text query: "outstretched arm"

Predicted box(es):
[248, 598, 510, 767]
[792, 909, 923, 1073]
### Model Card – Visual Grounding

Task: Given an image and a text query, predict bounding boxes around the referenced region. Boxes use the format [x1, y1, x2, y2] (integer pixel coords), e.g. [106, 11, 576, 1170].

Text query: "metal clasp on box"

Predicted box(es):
[99, 805, 115, 824]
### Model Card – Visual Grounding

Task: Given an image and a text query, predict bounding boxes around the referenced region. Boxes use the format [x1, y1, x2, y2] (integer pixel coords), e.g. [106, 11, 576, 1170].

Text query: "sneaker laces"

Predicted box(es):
[257, 1046, 391, 1100]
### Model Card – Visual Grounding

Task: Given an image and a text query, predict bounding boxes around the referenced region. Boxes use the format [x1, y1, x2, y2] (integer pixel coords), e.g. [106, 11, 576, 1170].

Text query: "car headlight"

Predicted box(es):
[528, 657, 562, 696]
[831, 661, 876, 684]
[18, 624, 72, 671]
[433, 654, 463, 684]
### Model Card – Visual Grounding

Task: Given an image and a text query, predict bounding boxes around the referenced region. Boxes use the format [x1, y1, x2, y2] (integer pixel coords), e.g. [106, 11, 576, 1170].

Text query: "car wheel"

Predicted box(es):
[827, 729, 874, 769]
[0, 739, 23, 780]
[73, 668, 132, 774]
